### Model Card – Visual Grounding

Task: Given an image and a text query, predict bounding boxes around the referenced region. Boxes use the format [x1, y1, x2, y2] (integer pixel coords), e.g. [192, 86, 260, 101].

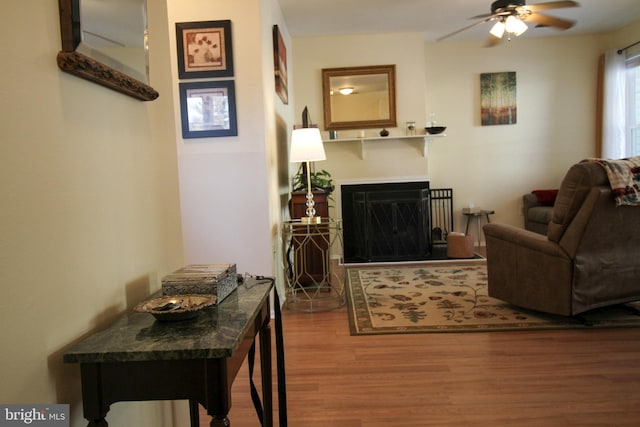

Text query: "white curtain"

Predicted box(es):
[601, 49, 627, 159]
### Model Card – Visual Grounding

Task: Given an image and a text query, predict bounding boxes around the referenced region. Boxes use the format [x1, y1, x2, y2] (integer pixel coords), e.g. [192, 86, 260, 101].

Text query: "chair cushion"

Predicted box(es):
[528, 206, 553, 224]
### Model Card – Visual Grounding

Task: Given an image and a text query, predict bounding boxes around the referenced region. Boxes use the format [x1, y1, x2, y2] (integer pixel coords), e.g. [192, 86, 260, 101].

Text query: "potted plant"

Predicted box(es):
[291, 163, 334, 196]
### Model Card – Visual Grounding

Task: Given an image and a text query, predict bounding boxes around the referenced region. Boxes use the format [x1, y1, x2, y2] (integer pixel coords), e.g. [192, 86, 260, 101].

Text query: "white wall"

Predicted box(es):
[260, 0, 297, 298]
[291, 30, 630, 240]
[167, 0, 293, 291]
[0, 1, 184, 426]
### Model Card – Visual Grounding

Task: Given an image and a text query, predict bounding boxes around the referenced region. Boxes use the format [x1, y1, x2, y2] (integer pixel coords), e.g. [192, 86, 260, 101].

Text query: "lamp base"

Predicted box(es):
[300, 216, 322, 224]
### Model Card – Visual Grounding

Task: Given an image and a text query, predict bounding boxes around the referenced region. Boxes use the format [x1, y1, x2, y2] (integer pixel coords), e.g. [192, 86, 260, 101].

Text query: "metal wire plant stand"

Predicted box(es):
[281, 218, 344, 312]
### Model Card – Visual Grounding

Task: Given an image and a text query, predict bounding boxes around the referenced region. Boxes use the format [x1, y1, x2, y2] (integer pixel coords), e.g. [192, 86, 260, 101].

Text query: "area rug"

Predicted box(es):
[346, 262, 640, 335]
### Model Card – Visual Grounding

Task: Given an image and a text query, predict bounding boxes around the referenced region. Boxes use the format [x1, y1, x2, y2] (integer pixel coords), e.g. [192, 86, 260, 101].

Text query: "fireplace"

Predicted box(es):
[341, 180, 431, 263]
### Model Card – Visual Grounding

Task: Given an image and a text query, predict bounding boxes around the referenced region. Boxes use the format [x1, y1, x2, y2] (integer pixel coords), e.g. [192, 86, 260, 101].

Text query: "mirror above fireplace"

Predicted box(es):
[322, 64, 397, 131]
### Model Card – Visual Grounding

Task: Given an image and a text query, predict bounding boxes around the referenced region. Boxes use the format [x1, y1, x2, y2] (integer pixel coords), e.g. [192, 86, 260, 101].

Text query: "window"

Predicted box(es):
[626, 50, 640, 156]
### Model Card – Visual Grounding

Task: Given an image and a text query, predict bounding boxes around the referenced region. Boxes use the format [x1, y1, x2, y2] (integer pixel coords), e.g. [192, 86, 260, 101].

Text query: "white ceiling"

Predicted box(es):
[279, 0, 640, 43]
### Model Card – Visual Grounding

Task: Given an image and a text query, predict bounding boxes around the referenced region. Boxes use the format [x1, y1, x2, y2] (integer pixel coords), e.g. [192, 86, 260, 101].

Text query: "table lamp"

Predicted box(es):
[290, 127, 326, 223]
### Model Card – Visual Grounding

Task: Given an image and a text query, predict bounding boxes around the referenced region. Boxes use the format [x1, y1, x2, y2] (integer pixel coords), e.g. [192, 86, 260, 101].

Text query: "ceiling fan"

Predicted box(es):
[437, 0, 580, 46]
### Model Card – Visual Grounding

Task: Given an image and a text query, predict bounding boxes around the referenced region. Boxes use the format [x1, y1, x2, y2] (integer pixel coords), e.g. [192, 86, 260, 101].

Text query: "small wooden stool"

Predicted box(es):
[463, 209, 494, 245]
[447, 232, 475, 259]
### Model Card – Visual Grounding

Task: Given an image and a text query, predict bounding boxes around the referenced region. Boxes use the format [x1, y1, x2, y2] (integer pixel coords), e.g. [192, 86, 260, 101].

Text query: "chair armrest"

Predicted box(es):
[483, 222, 573, 315]
[483, 223, 568, 259]
[522, 193, 541, 211]
[522, 193, 540, 230]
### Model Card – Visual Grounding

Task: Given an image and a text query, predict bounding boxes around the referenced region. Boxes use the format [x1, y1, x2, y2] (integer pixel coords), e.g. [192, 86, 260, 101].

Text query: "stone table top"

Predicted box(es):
[63, 279, 272, 364]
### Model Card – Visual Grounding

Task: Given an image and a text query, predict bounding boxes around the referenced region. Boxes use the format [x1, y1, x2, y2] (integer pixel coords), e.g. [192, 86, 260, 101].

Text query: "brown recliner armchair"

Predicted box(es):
[484, 160, 640, 316]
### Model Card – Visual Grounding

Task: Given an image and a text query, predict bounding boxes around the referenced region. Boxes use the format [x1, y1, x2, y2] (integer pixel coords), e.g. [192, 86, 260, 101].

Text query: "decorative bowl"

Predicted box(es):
[134, 294, 217, 322]
[425, 126, 446, 135]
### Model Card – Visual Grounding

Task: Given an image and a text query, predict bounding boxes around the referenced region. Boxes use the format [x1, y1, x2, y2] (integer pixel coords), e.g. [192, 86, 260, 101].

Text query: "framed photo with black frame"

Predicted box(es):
[176, 20, 234, 79]
[179, 80, 238, 138]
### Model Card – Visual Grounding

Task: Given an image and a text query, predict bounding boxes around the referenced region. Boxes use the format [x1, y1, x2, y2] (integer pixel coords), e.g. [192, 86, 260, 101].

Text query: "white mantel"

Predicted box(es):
[338, 176, 430, 187]
[324, 134, 445, 159]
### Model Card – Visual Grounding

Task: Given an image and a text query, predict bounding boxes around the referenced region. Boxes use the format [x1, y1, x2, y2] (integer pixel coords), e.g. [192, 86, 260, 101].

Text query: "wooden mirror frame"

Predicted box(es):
[56, 0, 159, 101]
[322, 64, 396, 131]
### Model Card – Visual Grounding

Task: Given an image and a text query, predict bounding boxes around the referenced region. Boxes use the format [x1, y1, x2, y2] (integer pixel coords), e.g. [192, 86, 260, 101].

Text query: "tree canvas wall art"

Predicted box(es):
[481, 72, 517, 126]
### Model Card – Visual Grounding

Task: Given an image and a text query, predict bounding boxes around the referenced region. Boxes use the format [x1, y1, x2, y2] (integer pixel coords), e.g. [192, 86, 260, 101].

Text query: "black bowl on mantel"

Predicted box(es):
[425, 126, 446, 135]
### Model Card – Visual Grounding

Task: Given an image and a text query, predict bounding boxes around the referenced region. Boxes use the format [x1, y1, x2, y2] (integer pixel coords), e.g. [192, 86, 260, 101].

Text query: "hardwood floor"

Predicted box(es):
[201, 283, 640, 425]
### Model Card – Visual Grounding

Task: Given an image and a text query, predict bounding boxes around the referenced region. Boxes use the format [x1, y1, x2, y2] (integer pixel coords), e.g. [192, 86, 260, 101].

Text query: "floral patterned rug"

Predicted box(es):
[346, 262, 640, 335]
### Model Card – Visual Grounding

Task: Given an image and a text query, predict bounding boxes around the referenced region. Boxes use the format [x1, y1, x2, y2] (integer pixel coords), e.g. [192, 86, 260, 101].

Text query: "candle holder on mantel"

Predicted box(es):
[406, 121, 416, 136]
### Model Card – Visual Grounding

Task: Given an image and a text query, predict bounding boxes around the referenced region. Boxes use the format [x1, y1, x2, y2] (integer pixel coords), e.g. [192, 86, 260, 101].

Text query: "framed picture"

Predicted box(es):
[176, 20, 234, 79]
[179, 80, 237, 138]
[480, 71, 517, 126]
[272, 25, 288, 104]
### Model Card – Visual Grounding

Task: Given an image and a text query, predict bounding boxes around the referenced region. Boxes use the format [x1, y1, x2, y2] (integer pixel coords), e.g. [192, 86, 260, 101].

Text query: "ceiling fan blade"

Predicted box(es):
[470, 12, 494, 19]
[471, 10, 512, 19]
[525, 1, 579, 13]
[437, 16, 495, 41]
[485, 35, 504, 48]
[526, 12, 576, 29]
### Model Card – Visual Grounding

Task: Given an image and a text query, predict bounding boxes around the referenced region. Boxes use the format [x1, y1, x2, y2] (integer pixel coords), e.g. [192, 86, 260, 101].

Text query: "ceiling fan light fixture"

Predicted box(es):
[339, 87, 354, 95]
[505, 15, 528, 36]
[438, 0, 578, 46]
[490, 21, 506, 38]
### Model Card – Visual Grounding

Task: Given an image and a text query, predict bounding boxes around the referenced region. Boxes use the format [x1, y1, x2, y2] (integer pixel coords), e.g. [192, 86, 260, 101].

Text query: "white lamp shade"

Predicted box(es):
[490, 21, 506, 38]
[290, 128, 326, 162]
[505, 15, 528, 36]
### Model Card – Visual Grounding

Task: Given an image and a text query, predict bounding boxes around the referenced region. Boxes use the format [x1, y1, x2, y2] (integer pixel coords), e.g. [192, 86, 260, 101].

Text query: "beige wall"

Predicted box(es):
[1, 1, 184, 426]
[293, 32, 427, 140]
[609, 19, 640, 49]
[2, 1, 639, 425]
[424, 35, 602, 232]
[0, 0, 292, 423]
[292, 32, 430, 228]
[291, 27, 639, 240]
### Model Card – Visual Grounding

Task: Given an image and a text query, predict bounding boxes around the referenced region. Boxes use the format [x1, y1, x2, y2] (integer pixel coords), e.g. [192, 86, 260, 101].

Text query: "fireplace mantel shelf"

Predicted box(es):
[324, 134, 446, 159]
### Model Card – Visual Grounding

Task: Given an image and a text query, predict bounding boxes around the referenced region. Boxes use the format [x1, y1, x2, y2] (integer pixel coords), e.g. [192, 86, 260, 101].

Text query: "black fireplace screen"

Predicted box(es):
[342, 182, 453, 263]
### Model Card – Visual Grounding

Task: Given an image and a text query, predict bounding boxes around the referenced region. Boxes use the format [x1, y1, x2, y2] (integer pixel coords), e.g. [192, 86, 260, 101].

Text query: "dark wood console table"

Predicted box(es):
[64, 279, 275, 427]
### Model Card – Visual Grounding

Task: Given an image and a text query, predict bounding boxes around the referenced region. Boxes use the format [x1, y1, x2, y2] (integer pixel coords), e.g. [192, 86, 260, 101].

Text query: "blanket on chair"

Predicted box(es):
[589, 156, 640, 206]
